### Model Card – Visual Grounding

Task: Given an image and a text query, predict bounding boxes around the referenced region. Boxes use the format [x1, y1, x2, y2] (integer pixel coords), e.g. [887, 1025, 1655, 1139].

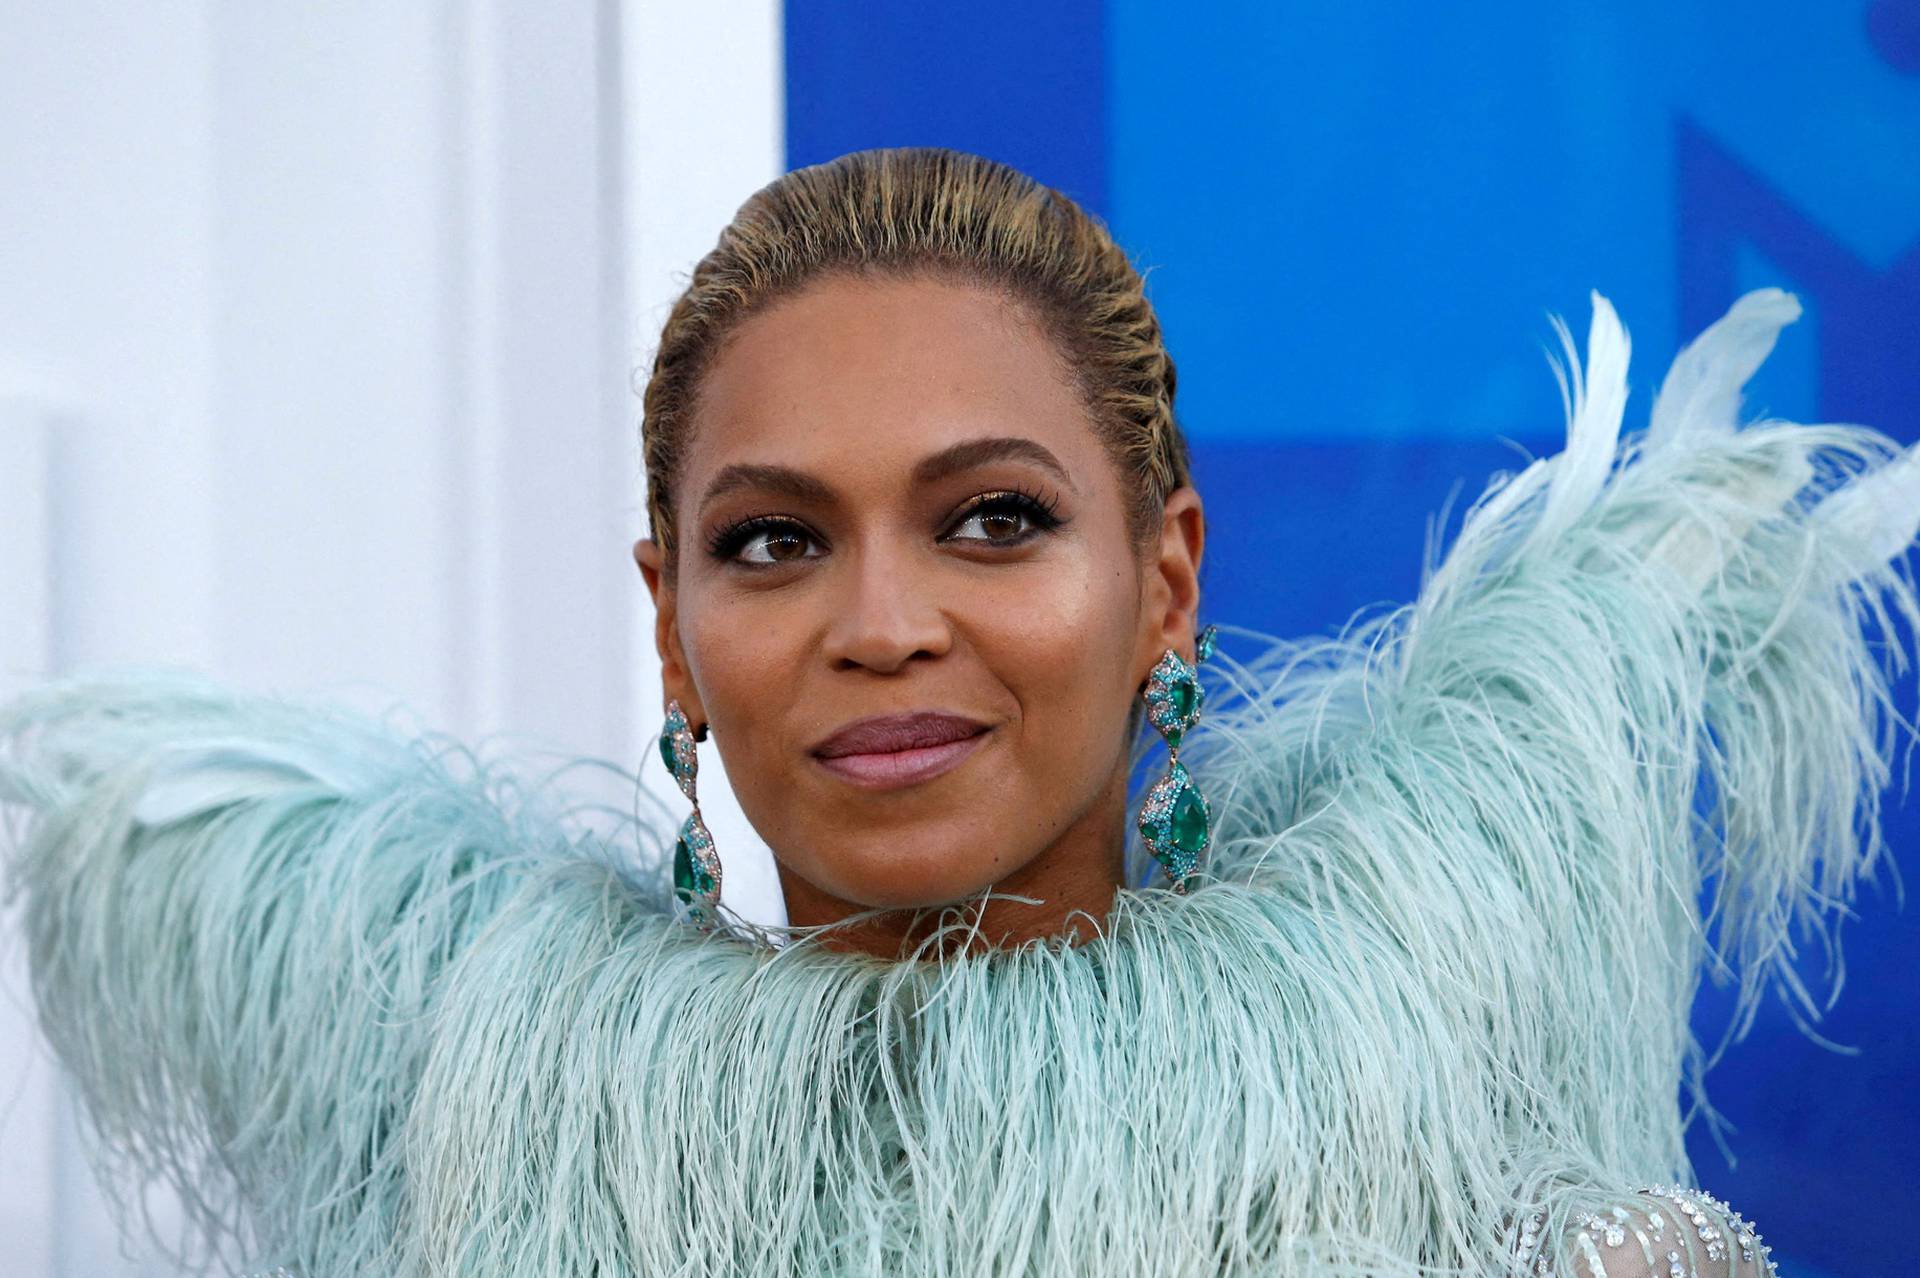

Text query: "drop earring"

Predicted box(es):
[659, 700, 721, 922]
[1137, 625, 1218, 893]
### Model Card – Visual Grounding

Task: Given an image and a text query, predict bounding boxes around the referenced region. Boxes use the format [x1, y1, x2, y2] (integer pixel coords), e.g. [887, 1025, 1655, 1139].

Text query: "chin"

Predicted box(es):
[803, 825, 1023, 911]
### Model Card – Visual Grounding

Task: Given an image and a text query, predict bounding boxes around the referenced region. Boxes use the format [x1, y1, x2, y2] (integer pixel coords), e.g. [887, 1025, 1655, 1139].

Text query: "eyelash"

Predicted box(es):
[940, 488, 1065, 545]
[704, 488, 1066, 566]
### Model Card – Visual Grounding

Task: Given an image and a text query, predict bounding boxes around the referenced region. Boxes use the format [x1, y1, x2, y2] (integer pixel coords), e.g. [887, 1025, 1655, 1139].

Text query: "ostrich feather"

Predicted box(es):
[1647, 288, 1802, 445]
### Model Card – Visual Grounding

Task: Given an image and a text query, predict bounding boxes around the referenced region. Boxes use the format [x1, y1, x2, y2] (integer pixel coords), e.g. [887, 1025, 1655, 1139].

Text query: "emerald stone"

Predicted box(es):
[673, 833, 697, 895]
[1170, 781, 1210, 855]
[673, 833, 713, 899]
[659, 733, 678, 775]
[1156, 675, 1199, 747]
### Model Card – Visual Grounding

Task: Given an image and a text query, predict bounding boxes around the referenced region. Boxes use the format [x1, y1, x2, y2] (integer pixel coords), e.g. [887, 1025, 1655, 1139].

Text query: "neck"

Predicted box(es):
[776, 773, 1131, 961]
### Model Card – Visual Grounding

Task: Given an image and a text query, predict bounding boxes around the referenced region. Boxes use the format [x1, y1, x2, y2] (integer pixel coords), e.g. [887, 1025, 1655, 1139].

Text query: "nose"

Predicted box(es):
[820, 542, 953, 674]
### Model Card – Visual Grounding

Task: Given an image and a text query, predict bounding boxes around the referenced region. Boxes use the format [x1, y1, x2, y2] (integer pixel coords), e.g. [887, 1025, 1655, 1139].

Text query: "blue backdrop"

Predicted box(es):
[786, 4, 1920, 1271]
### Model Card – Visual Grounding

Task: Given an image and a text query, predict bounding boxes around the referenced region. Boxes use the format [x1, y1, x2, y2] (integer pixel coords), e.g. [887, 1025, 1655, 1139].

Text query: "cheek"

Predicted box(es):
[676, 588, 810, 747]
[674, 588, 826, 861]
[966, 548, 1145, 757]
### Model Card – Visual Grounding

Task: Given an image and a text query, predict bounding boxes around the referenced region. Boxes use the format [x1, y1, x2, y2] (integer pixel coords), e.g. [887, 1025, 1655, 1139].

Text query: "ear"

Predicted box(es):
[1141, 486, 1206, 672]
[633, 537, 708, 727]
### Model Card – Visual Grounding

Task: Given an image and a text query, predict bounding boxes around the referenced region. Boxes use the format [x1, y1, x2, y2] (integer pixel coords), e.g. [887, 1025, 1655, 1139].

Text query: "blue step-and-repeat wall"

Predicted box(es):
[787, 3, 1920, 1272]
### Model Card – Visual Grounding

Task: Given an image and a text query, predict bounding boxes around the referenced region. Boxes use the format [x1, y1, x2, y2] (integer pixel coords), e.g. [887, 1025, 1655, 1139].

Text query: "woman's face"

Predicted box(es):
[636, 272, 1202, 917]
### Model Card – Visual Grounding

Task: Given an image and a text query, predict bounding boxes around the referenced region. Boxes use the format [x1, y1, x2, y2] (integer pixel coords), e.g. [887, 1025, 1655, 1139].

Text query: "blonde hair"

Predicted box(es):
[640, 146, 1191, 559]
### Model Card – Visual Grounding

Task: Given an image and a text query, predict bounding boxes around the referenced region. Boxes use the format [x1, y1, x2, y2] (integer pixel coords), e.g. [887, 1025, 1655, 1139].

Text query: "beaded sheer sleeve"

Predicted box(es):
[1510, 1187, 1775, 1278]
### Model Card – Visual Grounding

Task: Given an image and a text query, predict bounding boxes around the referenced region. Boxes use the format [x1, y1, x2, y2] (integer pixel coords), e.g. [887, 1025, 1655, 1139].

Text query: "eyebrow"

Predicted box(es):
[696, 436, 1077, 518]
[911, 436, 1077, 490]
[698, 464, 837, 516]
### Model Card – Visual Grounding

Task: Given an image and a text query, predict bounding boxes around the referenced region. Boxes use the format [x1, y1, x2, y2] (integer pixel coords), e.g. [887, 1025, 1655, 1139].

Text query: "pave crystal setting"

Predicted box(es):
[1137, 626, 1218, 893]
[1138, 760, 1211, 888]
[1142, 647, 1204, 748]
[673, 811, 719, 903]
[661, 700, 721, 921]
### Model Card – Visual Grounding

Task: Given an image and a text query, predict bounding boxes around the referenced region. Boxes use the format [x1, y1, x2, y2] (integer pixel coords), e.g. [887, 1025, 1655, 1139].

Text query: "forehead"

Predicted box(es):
[683, 273, 1102, 487]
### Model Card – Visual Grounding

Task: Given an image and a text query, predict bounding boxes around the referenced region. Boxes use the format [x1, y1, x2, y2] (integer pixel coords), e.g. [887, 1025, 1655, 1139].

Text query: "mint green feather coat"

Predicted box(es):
[3, 291, 1916, 1276]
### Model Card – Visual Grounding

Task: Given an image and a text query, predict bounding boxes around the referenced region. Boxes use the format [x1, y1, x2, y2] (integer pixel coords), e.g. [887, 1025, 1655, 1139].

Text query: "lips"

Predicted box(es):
[813, 713, 986, 757]
[810, 712, 991, 789]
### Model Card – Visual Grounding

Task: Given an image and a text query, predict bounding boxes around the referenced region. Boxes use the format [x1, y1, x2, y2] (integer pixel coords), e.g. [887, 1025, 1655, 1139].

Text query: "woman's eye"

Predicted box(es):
[739, 526, 820, 564]
[942, 493, 1060, 545]
[712, 519, 824, 565]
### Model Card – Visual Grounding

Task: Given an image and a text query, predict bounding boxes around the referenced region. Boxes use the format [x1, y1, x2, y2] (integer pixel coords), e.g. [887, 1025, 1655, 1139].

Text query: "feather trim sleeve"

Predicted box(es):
[1184, 288, 1919, 1197]
[0, 673, 663, 1270]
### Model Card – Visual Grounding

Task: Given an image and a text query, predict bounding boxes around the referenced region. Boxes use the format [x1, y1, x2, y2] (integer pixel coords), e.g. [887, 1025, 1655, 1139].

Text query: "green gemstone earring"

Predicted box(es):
[1137, 625, 1218, 893]
[659, 700, 721, 922]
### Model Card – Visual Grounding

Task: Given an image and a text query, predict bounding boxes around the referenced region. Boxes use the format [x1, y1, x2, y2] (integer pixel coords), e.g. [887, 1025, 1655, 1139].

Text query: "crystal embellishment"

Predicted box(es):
[1511, 1184, 1779, 1277]
[661, 702, 700, 800]
[673, 811, 718, 903]
[1137, 626, 1219, 892]
[1138, 760, 1211, 888]
[660, 700, 720, 919]
[1142, 647, 1204, 748]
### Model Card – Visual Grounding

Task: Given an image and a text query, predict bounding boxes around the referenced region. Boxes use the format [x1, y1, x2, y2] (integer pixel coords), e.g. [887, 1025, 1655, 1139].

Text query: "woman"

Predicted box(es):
[4, 147, 1917, 1276]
